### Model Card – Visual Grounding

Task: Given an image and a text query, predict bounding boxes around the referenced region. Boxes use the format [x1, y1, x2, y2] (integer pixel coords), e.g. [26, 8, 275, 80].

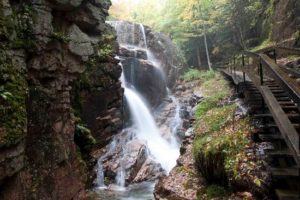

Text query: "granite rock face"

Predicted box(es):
[112, 21, 185, 106]
[0, 0, 122, 199]
[272, 0, 300, 44]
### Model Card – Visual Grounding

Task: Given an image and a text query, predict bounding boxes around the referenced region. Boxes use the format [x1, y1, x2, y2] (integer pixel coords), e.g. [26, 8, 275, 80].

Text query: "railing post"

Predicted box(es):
[233, 56, 236, 77]
[259, 59, 264, 85]
[273, 49, 277, 64]
[242, 54, 246, 83]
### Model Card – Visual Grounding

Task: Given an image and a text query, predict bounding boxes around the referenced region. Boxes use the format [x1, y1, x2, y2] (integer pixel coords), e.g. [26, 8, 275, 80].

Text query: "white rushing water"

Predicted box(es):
[95, 21, 181, 195]
[124, 87, 179, 172]
[140, 23, 148, 50]
[95, 139, 117, 189]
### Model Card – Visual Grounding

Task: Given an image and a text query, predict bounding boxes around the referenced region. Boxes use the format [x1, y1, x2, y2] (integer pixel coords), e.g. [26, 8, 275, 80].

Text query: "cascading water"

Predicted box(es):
[140, 23, 148, 50]
[124, 87, 179, 172]
[94, 21, 183, 199]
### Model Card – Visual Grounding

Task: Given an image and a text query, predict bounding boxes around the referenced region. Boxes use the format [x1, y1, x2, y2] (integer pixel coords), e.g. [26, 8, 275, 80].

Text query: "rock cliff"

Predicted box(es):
[0, 0, 122, 199]
[112, 21, 185, 106]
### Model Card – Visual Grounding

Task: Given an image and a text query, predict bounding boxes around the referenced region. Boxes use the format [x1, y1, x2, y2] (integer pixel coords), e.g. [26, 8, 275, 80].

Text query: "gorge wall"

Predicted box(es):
[113, 21, 185, 106]
[0, 0, 122, 199]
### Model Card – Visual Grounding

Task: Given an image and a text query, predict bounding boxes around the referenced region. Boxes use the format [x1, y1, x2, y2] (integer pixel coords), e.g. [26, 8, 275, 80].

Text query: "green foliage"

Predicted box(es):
[195, 97, 218, 118]
[49, 32, 70, 43]
[182, 69, 215, 82]
[251, 38, 275, 52]
[74, 124, 96, 158]
[206, 184, 227, 199]
[182, 69, 202, 81]
[199, 104, 236, 132]
[109, 0, 275, 62]
[0, 50, 27, 147]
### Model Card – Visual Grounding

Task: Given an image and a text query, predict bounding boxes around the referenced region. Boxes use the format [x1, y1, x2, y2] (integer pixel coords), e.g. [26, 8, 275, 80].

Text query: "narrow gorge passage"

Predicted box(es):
[1, 0, 299, 199]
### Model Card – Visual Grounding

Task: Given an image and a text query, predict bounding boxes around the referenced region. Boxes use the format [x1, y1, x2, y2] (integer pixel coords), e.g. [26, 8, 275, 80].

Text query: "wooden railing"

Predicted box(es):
[225, 47, 300, 165]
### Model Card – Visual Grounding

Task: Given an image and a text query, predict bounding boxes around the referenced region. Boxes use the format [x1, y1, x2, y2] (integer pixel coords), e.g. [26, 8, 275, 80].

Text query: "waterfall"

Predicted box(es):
[95, 21, 181, 193]
[124, 87, 179, 172]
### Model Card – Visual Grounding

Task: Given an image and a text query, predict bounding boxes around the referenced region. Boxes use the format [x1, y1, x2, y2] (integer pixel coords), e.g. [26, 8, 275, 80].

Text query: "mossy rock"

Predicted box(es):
[74, 124, 96, 159]
[0, 48, 27, 147]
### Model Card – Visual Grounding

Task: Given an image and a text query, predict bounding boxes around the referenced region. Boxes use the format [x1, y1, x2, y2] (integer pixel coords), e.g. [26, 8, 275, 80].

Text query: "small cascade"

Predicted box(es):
[95, 139, 117, 188]
[168, 89, 182, 147]
[115, 136, 126, 188]
[95, 160, 105, 189]
[124, 87, 179, 172]
[140, 23, 148, 49]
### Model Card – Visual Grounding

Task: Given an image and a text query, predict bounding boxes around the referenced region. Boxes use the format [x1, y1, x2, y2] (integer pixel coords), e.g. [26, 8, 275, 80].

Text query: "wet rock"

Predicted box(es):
[133, 158, 164, 183]
[122, 58, 167, 106]
[123, 140, 148, 183]
[119, 46, 147, 60]
[67, 2, 106, 33]
[100, 136, 165, 186]
[68, 24, 95, 61]
[112, 20, 186, 88]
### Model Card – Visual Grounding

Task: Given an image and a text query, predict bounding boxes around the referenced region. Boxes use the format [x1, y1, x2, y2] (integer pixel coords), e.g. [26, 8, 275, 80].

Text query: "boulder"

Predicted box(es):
[119, 46, 147, 60]
[67, 3, 106, 33]
[133, 158, 165, 183]
[67, 24, 94, 61]
[122, 140, 148, 183]
[122, 58, 167, 106]
[100, 136, 165, 185]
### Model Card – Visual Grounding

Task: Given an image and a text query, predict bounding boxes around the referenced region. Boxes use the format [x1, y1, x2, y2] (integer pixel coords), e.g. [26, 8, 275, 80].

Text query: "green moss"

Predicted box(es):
[0, 50, 27, 147]
[251, 38, 275, 52]
[93, 34, 116, 62]
[195, 94, 227, 119]
[8, 4, 36, 50]
[74, 124, 96, 159]
[206, 184, 227, 199]
[49, 32, 70, 43]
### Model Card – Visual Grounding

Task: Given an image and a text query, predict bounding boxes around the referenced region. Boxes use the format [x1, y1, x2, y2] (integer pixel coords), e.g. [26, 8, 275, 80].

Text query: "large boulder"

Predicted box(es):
[68, 24, 95, 61]
[99, 134, 165, 186]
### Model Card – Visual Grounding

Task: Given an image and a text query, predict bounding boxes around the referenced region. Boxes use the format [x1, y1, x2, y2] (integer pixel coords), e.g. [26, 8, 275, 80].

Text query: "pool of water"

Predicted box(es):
[90, 182, 155, 200]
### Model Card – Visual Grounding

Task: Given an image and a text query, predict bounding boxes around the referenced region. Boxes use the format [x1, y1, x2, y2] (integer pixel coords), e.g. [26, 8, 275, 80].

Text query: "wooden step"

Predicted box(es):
[247, 101, 295, 106]
[250, 105, 298, 112]
[271, 166, 299, 177]
[250, 92, 288, 97]
[265, 149, 293, 157]
[276, 189, 300, 200]
[258, 134, 283, 141]
[254, 113, 299, 118]
[247, 97, 291, 101]
[261, 123, 300, 130]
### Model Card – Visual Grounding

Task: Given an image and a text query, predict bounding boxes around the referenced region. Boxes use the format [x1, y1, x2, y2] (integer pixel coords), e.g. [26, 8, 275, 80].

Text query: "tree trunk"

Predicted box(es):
[204, 31, 212, 70]
[196, 47, 202, 68]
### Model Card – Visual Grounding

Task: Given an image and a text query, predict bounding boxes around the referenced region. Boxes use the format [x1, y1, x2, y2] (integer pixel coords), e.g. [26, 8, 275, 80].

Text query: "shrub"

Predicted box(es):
[206, 184, 227, 199]
[182, 69, 215, 82]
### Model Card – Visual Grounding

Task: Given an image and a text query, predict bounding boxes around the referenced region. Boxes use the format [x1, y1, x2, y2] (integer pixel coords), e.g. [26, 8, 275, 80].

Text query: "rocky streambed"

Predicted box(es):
[89, 77, 203, 199]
